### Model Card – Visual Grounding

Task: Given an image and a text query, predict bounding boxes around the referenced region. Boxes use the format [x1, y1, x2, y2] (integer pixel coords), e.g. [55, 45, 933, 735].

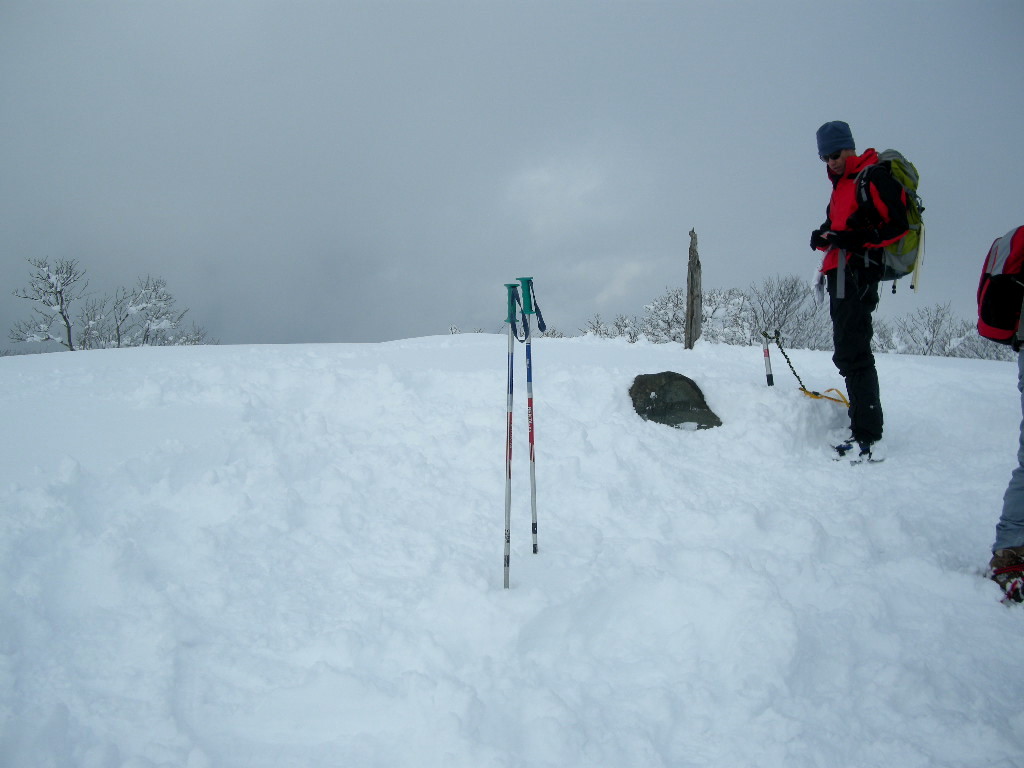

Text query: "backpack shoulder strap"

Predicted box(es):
[851, 159, 912, 246]
[854, 161, 892, 206]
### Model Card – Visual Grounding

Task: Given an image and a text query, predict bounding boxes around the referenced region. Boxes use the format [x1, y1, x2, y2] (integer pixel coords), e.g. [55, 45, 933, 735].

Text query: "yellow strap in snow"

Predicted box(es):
[800, 387, 850, 407]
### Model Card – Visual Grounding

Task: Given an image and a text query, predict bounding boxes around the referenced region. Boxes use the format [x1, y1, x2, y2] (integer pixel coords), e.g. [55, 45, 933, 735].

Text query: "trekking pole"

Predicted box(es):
[503, 283, 520, 588]
[761, 330, 775, 387]
[517, 276, 542, 555]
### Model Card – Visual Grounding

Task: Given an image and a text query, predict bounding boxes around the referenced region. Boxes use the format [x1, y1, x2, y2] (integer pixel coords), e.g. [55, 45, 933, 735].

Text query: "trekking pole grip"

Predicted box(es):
[505, 284, 520, 324]
[517, 277, 535, 314]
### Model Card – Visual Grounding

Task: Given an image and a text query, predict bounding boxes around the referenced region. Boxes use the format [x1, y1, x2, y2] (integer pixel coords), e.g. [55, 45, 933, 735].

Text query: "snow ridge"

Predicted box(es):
[2, 336, 1022, 767]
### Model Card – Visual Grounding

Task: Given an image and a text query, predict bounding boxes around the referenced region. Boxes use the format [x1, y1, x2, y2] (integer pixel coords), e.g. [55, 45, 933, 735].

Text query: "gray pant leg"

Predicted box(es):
[994, 349, 1024, 551]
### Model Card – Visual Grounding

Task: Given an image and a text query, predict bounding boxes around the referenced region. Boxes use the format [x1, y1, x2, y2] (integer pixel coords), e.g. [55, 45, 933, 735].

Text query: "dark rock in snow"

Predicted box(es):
[629, 371, 722, 430]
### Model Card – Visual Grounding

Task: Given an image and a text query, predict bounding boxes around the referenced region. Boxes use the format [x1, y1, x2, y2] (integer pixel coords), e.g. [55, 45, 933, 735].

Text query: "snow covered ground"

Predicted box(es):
[2, 334, 1022, 767]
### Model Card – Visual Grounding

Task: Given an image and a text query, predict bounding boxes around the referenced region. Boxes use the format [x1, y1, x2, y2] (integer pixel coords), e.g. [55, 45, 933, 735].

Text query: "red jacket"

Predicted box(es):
[817, 148, 910, 273]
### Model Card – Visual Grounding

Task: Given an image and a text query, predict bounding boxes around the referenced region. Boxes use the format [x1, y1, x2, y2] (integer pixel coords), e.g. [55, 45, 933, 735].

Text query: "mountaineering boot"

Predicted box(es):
[851, 439, 886, 464]
[989, 547, 1024, 603]
[832, 434, 857, 460]
[833, 434, 885, 463]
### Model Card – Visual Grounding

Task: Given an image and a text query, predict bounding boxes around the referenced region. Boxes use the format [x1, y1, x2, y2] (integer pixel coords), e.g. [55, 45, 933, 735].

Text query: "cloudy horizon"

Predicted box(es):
[2, 1, 1022, 350]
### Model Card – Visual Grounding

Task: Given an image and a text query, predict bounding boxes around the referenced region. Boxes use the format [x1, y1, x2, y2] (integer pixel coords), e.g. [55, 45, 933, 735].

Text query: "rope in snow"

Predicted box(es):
[761, 330, 850, 407]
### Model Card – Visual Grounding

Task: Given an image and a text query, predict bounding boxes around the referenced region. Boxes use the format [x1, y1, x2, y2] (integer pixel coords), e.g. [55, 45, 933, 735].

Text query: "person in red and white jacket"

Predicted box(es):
[810, 121, 910, 462]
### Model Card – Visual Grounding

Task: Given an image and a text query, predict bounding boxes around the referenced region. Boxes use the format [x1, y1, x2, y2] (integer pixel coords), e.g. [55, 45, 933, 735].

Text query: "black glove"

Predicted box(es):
[810, 229, 829, 250]
[824, 229, 869, 250]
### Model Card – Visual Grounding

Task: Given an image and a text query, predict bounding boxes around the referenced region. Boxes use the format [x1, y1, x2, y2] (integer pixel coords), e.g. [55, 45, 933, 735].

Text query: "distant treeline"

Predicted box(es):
[8, 257, 214, 353]
[468, 274, 1011, 362]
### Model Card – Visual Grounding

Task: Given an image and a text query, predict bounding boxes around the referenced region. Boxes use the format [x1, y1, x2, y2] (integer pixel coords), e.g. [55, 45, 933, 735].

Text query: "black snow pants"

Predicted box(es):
[826, 262, 883, 444]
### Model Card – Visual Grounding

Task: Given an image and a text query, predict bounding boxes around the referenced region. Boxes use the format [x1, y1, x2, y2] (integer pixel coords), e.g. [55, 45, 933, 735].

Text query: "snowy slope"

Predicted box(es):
[2, 335, 1022, 767]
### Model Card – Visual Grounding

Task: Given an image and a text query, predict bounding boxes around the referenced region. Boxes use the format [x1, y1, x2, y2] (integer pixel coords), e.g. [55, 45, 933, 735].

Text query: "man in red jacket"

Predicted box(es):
[810, 121, 910, 462]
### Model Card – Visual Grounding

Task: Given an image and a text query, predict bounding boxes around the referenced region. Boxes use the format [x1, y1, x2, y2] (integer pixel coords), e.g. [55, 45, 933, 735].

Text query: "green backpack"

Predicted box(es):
[855, 149, 926, 289]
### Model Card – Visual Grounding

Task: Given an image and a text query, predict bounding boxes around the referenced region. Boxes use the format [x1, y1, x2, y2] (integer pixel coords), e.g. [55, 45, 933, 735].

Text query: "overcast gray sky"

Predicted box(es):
[2, 1, 1022, 348]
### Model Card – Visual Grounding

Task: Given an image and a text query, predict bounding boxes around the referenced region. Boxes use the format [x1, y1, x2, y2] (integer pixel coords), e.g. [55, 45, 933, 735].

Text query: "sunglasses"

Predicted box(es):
[820, 151, 844, 163]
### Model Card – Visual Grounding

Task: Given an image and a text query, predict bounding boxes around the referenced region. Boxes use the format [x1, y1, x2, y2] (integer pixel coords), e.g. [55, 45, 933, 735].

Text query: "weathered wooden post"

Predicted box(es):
[685, 228, 703, 349]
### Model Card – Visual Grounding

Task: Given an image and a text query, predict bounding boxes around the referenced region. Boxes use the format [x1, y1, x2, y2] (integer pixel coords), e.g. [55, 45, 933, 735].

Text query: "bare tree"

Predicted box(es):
[107, 285, 139, 348]
[893, 302, 961, 356]
[10, 258, 88, 350]
[642, 286, 687, 344]
[10, 260, 212, 351]
[946, 319, 1016, 361]
[581, 313, 613, 338]
[612, 314, 642, 343]
[789, 302, 833, 351]
[173, 323, 211, 346]
[127, 276, 190, 346]
[701, 287, 754, 345]
[871, 317, 896, 354]
[749, 274, 805, 338]
[76, 296, 111, 350]
[747, 274, 832, 350]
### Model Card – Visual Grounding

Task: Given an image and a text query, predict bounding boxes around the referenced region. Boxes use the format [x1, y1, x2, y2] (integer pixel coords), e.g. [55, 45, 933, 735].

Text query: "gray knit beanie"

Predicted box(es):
[816, 121, 855, 156]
